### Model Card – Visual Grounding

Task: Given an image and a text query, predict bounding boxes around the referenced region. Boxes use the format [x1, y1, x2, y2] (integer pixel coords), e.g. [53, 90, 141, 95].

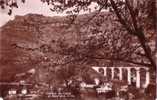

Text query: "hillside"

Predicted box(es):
[0, 12, 113, 82]
[0, 11, 154, 82]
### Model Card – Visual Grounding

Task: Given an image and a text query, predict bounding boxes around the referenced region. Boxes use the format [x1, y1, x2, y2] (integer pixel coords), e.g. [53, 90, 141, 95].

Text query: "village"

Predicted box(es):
[0, 65, 156, 100]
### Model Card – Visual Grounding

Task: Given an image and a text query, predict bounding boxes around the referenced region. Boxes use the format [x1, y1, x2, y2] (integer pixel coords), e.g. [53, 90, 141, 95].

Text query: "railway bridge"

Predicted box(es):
[92, 66, 150, 88]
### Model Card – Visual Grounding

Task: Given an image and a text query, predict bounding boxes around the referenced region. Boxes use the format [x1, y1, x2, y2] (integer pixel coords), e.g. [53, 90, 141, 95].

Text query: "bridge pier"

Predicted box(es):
[111, 68, 114, 79]
[119, 68, 123, 80]
[103, 67, 107, 76]
[145, 68, 150, 88]
[127, 68, 131, 85]
[136, 68, 140, 88]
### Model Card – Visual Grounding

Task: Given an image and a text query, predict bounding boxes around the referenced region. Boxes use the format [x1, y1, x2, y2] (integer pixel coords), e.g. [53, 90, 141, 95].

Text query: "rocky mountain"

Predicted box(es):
[0, 11, 154, 82]
[0, 12, 114, 82]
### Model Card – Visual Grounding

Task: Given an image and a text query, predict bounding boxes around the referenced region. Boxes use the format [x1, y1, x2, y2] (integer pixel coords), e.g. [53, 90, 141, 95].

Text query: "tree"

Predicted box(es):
[48, 0, 156, 70]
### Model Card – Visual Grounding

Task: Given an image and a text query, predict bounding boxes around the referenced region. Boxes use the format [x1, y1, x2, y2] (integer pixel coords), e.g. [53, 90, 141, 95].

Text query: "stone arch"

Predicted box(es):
[114, 68, 119, 80]
[122, 68, 128, 82]
[106, 67, 112, 80]
[98, 68, 104, 75]
[130, 68, 137, 86]
[140, 68, 146, 88]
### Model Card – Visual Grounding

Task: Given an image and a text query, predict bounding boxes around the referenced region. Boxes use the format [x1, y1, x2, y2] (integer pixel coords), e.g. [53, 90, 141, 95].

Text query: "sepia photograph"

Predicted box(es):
[0, 0, 156, 100]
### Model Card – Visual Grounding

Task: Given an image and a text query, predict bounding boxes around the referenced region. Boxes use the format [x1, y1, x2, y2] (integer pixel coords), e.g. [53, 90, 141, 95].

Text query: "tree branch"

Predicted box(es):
[85, 55, 152, 67]
[110, 0, 135, 35]
[125, 0, 138, 31]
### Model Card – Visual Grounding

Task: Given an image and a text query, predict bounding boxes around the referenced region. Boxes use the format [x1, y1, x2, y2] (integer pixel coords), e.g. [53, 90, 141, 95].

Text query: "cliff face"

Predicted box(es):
[2, 11, 149, 83]
[0, 11, 155, 83]
[0, 12, 113, 81]
[0, 14, 76, 81]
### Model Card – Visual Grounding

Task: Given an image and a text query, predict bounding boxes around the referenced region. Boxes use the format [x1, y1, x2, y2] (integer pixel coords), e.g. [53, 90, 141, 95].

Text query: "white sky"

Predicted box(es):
[0, 0, 60, 27]
[0, 0, 99, 27]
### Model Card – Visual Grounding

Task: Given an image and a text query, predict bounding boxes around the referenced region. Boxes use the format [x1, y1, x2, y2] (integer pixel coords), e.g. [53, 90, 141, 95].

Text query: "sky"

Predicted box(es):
[0, 0, 60, 27]
[0, 0, 99, 27]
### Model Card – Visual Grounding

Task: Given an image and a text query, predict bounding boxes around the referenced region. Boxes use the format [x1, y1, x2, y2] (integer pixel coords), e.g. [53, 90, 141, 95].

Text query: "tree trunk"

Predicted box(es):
[137, 31, 156, 70]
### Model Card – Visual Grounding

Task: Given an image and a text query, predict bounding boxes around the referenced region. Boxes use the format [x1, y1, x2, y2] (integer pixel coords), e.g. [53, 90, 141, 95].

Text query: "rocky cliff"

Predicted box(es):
[0, 12, 113, 81]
